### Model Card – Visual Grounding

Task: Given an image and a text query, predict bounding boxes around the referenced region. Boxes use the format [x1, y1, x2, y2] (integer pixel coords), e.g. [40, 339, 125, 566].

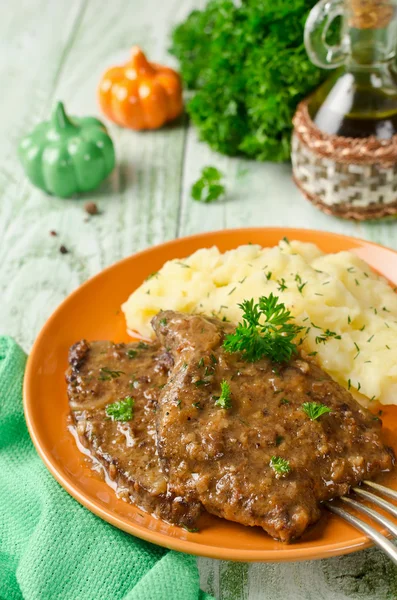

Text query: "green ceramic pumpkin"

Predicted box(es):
[18, 102, 115, 198]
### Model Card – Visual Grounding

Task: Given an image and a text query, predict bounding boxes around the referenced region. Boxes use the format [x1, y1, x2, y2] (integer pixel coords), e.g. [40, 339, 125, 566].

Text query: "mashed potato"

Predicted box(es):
[122, 240, 397, 406]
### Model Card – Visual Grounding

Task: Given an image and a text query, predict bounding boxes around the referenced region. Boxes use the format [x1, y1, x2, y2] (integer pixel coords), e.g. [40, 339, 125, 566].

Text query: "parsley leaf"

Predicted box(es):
[214, 379, 232, 409]
[106, 396, 134, 421]
[99, 367, 125, 381]
[191, 166, 225, 203]
[223, 293, 303, 363]
[182, 525, 199, 533]
[315, 329, 342, 344]
[302, 402, 331, 421]
[270, 456, 291, 476]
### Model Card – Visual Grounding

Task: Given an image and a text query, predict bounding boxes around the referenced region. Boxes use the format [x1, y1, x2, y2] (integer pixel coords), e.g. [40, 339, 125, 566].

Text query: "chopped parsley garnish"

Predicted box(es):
[223, 294, 303, 363]
[210, 353, 217, 365]
[106, 396, 134, 421]
[176, 261, 191, 268]
[354, 342, 360, 359]
[198, 357, 204, 368]
[191, 166, 225, 203]
[280, 397, 290, 405]
[145, 271, 158, 281]
[194, 379, 209, 387]
[295, 274, 307, 294]
[127, 349, 137, 359]
[270, 456, 290, 476]
[228, 286, 237, 296]
[308, 351, 318, 357]
[192, 401, 202, 409]
[137, 341, 148, 349]
[182, 525, 199, 533]
[347, 315, 351, 324]
[367, 335, 374, 343]
[302, 402, 331, 421]
[276, 278, 287, 292]
[315, 329, 341, 344]
[265, 271, 272, 280]
[282, 236, 290, 245]
[159, 318, 167, 326]
[214, 379, 232, 409]
[99, 367, 125, 381]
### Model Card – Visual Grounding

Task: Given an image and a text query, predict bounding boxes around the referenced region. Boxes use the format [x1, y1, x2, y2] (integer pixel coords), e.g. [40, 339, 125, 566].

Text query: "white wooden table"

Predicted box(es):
[2, 1, 397, 598]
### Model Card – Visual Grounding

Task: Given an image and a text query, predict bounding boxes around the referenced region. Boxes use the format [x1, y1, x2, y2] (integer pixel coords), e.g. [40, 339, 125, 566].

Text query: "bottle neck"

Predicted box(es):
[347, 26, 397, 68]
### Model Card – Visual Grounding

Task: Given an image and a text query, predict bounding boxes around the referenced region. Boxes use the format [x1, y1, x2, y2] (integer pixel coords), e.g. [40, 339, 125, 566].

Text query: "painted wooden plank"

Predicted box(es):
[0, 0, 198, 349]
[177, 127, 365, 238]
[0, 0, 86, 243]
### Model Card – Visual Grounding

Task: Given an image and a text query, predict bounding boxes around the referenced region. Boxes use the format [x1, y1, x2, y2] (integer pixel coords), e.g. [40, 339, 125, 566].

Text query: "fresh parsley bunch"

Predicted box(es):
[170, 0, 326, 161]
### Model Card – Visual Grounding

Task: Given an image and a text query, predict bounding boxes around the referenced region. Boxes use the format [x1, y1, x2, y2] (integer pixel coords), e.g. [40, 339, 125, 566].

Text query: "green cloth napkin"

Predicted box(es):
[0, 336, 214, 600]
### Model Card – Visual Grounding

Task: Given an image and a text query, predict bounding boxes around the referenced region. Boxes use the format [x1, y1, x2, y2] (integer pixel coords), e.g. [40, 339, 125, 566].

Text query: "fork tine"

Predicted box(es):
[353, 486, 397, 519]
[340, 496, 397, 537]
[363, 480, 397, 503]
[326, 502, 397, 565]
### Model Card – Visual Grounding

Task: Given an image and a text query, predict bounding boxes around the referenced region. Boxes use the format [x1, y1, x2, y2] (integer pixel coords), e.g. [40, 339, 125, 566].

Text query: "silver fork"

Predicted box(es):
[326, 481, 397, 564]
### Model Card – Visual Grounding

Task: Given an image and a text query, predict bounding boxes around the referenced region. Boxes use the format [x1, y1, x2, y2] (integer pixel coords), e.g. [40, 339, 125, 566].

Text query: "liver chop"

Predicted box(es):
[66, 339, 201, 527]
[152, 310, 394, 542]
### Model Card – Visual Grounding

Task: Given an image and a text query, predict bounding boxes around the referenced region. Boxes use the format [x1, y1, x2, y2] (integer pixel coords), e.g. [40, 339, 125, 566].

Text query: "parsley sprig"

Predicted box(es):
[223, 294, 303, 363]
[106, 396, 134, 421]
[191, 166, 225, 203]
[214, 380, 232, 409]
[302, 402, 331, 421]
[270, 456, 291, 477]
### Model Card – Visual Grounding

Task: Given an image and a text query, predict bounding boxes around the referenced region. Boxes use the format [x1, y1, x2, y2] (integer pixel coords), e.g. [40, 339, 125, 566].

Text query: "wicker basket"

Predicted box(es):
[291, 100, 397, 220]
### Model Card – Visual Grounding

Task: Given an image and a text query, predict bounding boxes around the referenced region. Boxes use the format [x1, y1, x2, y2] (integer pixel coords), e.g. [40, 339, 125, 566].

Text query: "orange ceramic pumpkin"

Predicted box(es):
[98, 46, 183, 130]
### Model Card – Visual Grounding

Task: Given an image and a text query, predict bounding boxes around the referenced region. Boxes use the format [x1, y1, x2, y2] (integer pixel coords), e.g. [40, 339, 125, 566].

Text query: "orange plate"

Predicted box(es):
[24, 228, 397, 562]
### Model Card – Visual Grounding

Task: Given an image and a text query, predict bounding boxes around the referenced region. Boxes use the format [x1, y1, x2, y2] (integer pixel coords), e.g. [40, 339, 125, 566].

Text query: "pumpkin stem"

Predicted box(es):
[51, 102, 75, 131]
[130, 46, 155, 75]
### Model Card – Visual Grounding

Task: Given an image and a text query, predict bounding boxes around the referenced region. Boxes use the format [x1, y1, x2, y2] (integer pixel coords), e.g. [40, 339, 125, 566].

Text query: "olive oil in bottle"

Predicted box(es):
[308, 67, 397, 138]
[305, 0, 397, 139]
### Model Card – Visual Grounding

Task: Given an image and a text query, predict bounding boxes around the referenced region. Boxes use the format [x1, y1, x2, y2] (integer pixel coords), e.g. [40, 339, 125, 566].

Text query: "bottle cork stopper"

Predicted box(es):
[349, 0, 394, 29]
